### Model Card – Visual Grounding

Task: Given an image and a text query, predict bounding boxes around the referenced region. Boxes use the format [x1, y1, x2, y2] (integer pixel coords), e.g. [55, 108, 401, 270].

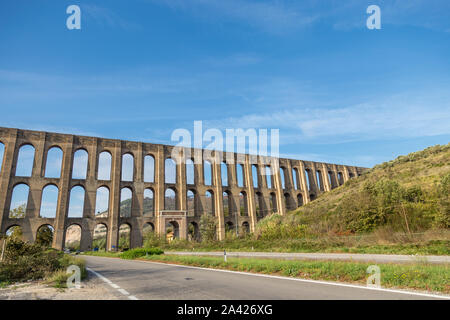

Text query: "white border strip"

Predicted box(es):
[130, 259, 450, 300]
[87, 267, 139, 300]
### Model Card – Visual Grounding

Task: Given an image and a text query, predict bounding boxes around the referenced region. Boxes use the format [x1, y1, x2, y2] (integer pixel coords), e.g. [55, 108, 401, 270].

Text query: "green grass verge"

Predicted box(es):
[151, 238, 450, 255]
[140, 254, 450, 294]
[83, 247, 163, 259]
[45, 255, 88, 288]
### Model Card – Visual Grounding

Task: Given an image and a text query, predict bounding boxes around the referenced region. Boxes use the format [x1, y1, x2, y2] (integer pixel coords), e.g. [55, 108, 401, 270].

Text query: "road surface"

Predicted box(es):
[167, 251, 450, 264]
[83, 255, 447, 300]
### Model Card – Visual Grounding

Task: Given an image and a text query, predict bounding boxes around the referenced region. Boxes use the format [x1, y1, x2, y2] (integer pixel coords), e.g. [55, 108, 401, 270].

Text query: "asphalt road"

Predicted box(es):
[83, 255, 447, 300]
[168, 251, 450, 264]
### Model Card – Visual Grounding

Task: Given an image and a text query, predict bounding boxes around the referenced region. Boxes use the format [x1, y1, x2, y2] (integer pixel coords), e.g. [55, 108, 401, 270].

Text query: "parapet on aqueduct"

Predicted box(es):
[0, 127, 366, 250]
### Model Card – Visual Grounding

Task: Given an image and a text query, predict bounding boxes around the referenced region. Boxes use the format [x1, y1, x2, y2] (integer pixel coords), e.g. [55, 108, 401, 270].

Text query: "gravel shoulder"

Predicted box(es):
[0, 270, 122, 300]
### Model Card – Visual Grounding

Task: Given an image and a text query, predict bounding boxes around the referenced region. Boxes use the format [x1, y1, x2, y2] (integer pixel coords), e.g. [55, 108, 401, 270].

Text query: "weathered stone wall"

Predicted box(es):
[0, 127, 366, 250]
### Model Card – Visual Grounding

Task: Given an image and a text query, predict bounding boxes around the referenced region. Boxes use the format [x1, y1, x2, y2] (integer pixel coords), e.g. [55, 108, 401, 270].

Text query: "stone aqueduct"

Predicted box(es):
[0, 127, 365, 250]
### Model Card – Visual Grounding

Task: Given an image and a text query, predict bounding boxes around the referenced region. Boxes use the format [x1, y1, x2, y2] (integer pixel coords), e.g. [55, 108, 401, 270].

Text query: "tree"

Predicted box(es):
[436, 173, 450, 228]
[199, 214, 216, 242]
[9, 204, 26, 218]
[35, 226, 53, 247]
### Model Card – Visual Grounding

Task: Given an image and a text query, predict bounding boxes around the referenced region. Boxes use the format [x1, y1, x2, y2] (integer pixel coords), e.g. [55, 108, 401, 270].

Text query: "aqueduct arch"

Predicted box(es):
[0, 127, 366, 250]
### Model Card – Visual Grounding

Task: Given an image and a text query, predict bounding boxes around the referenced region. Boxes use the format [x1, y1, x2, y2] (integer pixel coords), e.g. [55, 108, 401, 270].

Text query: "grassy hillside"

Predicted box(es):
[256, 143, 450, 240]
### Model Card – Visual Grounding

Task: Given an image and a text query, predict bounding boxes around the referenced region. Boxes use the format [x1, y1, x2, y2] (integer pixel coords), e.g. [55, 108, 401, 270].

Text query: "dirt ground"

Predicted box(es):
[0, 272, 121, 300]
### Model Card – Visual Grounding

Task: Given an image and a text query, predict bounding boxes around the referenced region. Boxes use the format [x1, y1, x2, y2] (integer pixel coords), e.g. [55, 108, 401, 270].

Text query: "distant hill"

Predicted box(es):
[256, 143, 450, 239]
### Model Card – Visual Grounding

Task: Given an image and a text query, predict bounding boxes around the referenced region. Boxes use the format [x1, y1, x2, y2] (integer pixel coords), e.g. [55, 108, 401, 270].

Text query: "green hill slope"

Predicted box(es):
[256, 144, 450, 239]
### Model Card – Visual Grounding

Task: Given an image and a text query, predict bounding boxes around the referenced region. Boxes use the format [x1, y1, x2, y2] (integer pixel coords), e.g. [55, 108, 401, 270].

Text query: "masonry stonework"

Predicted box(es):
[0, 127, 366, 251]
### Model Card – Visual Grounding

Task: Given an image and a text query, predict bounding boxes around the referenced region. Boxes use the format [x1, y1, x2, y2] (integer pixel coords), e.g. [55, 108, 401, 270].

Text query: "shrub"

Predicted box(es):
[0, 238, 86, 286]
[120, 247, 164, 259]
[200, 214, 217, 242]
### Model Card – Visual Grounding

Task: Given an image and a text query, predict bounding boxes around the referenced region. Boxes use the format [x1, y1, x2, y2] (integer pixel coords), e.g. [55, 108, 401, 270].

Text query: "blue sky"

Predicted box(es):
[1, 0, 449, 168]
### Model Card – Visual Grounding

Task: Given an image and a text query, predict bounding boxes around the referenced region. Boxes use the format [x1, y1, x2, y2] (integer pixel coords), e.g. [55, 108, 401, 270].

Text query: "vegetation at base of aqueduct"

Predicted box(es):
[155, 143, 450, 254]
[253, 143, 450, 237]
[0, 235, 86, 288]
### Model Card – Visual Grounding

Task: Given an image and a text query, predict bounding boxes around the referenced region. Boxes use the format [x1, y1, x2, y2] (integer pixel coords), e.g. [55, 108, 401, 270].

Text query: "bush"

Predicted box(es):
[143, 231, 165, 248]
[200, 214, 217, 242]
[120, 247, 164, 259]
[0, 238, 86, 286]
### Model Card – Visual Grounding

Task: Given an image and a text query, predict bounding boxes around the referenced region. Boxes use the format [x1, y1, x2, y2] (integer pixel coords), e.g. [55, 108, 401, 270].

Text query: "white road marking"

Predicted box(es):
[118, 288, 130, 295]
[87, 267, 139, 300]
[129, 259, 450, 300]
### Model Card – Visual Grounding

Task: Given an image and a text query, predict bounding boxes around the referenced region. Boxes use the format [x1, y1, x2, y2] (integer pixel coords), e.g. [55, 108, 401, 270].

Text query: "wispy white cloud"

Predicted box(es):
[83, 4, 141, 30]
[149, 0, 319, 34]
[205, 90, 450, 144]
[150, 0, 450, 34]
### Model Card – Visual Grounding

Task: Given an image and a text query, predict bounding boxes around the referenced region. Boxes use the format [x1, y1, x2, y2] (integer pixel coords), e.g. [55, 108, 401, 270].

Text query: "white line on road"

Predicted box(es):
[87, 267, 139, 300]
[129, 259, 450, 300]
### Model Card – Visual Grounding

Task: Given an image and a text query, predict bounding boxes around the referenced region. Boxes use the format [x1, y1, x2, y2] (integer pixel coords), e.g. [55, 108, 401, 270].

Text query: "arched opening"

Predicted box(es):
[143, 188, 154, 216]
[270, 192, 277, 213]
[284, 193, 295, 211]
[305, 169, 312, 191]
[310, 193, 316, 201]
[236, 164, 244, 187]
[95, 186, 109, 217]
[40, 184, 58, 218]
[221, 162, 228, 186]
[265, 166, 272, 189]
[72, 149, 88, 179]
[252, 165, 258, 188]
[204, 160, 212, 186]
[186, 158, 195, 184]
[164, 188, 176, 210]
[255, 192, 263, 217]
[93, 223, 107, 251]
[242, 221, 250, 235]
[316, 170, 323, 191]
[15, 144, 35, 177]
[280, 167, 286, 189]
[188, 222, 199, 241]
[205, 190, 214, 216]
[338, 172, 344, 185]
[121, 153, 134, 182]
[223, 191, 231, 217]
[187, 190, 196, 216]
[166, 220, 179, 242]
[36, 225, 54, 247]
[239, 192, 247, 216]
[119, 224, 131, 250]
[65, 224, 81, 251]
[97, 151, 112, 180]
[68, 186, 85, 218]
[225, 221, 234, 237]
[297, 193, 303, 207]
[9, 183, 29, 218]
[143, 222, 155, 246]
[143, 222, 154, 235]
[165, 158, 176, 184]
[144, 155, 155, 183]
[5, 225, 23, 240]
[328, 171, 335, 189]
[44, 147, 63, 178]
[0, 142, 4, 173]
[120, 187, 132, 218]
[292, 168, 299, 190]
